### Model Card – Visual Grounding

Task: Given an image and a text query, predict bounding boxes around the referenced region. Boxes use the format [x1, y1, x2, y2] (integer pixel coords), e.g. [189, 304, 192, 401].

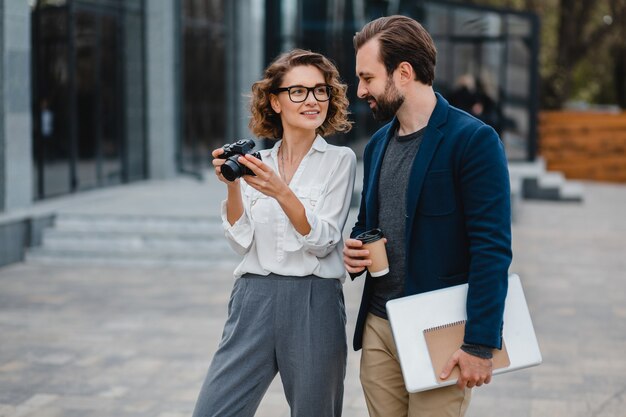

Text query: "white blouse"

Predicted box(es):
[221, 135, 357, 282]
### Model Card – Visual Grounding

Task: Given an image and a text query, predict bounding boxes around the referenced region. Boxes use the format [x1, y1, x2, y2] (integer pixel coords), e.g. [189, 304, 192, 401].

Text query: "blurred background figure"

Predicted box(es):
[448, 74, 499, 132]
[447, 74, 478, 116]
[40, 98, 54, 140]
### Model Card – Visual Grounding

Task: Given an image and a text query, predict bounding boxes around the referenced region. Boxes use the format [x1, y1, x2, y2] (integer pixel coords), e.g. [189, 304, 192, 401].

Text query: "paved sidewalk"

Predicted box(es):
[1, 177, 626, 416]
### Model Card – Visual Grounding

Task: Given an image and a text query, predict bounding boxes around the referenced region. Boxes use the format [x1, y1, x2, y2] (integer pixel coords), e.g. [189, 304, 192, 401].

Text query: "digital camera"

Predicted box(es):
[217, 139, 262, 181]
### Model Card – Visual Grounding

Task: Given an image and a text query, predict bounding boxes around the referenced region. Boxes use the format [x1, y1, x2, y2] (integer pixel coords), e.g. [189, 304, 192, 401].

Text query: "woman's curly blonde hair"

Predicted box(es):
[249, 49, 352, 139]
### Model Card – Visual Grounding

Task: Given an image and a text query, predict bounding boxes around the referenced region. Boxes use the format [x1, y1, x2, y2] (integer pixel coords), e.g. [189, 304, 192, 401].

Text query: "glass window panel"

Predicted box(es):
[33, 1, 146, 198]
[507, 15, 531, 36]
[506, 39, 531, 98]
[453, 9, 502, 37]
[36, 8, 72, 198]
[451, 43, 478, 80]
[479, 42, 503, 102]
[74, 10, 99, 190]
[501, 104, 530, 160]
[183, 0, 223, 21]
[181, 0, 226, 174]
[424, 4, 449, 36]
[38, 0, 68, 6]
[123, 11, 146, 182]
[433, 40, 451, 87]
[100, 14, 122, 186]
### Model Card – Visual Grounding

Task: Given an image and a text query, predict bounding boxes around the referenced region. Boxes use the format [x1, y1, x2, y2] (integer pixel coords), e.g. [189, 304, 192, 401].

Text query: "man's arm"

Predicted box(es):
[344, 140, 373, 279]
[460, 124, 512, 348]
[443, 123, 512, 389]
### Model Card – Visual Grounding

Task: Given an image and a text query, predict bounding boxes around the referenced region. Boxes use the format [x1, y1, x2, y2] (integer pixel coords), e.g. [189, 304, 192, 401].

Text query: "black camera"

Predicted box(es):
[217, 139, 262, 181]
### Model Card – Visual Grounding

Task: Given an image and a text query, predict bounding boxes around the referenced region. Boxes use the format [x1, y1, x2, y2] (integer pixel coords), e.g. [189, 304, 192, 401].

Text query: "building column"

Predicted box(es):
[0, 0, 32, 212]
[144, 0, 177, 179]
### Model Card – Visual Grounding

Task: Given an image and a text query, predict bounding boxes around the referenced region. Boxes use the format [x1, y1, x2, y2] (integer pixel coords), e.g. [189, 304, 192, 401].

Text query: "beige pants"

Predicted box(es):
[360, 313, 471, 417]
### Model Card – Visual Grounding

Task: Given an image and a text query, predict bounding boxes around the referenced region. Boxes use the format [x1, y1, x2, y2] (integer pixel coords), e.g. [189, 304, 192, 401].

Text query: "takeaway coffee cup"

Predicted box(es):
[355, 228, 389, 277]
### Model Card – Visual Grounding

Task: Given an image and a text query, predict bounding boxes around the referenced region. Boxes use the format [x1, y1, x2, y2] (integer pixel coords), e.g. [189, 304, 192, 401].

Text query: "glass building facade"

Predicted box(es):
[179, 0, 226, 176]
[32, 0, 146, 199]
[24, 0, 538, 202]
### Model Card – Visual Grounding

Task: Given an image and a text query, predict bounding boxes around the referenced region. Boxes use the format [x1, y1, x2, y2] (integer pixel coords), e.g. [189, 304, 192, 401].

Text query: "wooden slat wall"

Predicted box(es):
[539, 111, 626, 182]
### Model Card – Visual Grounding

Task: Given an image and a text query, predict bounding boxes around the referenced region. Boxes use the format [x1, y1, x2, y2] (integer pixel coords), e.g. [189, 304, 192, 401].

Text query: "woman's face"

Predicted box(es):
[270, 65, 330, 138]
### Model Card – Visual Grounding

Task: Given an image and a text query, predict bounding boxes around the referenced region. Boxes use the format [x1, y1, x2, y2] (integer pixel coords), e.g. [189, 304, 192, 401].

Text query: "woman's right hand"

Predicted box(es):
[213, 147, 244, 224]
[212, 148, 239, 186]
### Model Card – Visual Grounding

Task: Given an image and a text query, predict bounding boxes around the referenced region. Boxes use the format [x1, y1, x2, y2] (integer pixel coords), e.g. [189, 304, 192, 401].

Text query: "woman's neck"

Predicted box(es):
[280, 131, 316, 162]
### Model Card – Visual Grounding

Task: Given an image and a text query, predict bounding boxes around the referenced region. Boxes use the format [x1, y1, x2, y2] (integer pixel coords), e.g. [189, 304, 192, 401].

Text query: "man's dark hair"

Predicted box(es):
[354, 15, 437, 86]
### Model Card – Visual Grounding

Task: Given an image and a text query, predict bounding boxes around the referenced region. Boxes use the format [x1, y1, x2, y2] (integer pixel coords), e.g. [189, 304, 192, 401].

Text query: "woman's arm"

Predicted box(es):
[213, 148, 254, 254]
[237, 150, 356, 257]
[275, 189, 311, 236]
[291, 149, 357, 257]
[225, 182, 244, 226]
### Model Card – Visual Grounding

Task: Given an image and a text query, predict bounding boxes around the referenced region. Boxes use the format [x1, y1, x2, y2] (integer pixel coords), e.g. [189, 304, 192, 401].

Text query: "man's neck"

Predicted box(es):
[395, 85, 437, 136]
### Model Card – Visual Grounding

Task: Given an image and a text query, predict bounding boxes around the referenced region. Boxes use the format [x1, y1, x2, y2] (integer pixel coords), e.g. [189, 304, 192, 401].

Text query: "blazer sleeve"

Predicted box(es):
[459, 124, 512, 349]
[347, 141, 374, 280]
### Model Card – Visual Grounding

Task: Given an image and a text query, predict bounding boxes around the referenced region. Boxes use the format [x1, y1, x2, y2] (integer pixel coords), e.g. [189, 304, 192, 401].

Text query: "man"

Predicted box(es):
[343, 15, 512, 417]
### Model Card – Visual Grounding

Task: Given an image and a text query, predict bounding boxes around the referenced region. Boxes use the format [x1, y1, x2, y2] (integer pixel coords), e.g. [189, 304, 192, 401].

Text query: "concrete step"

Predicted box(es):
[41, 229, 228, 252]
[508, 159, 584, 202]
[43, 230, 230, 255]
[53, 213, 224, 235]
[25, 212, 241, 269]
[25, 248, 239, 269]
[559, 181, 585, 201]
[537, 171, 565, 188]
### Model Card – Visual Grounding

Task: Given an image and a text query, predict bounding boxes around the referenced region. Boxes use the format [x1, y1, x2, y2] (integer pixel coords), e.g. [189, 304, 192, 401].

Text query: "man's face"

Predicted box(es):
[356, 38, 405, 122]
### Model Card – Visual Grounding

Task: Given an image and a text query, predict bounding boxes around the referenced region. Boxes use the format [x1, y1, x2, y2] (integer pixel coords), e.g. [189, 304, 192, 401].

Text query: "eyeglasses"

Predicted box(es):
[272, 84, 332, 103]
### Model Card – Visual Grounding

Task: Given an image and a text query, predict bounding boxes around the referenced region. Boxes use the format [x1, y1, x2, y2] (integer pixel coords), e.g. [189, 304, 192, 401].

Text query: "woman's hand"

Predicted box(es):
[211, 148, 239, 186]
[238, 154, 289, 199]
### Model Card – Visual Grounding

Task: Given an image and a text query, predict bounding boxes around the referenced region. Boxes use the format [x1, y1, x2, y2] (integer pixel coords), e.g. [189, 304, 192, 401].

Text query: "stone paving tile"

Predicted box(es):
[1, 182, 626, 416]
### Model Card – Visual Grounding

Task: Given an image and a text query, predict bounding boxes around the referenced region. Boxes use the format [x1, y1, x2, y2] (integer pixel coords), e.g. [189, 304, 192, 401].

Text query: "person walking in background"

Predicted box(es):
[448, 73, 501, 133]
[343, 15, 512, 417]
[447, 74, 478, 115]
[192, 49, 356, 417]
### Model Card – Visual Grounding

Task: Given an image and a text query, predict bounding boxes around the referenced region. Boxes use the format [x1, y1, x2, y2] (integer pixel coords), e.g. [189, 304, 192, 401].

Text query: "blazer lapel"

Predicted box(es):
[405, 94, 449, 237]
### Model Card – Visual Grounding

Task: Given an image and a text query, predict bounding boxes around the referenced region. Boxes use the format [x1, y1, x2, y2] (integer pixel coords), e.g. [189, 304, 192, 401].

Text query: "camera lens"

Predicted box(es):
[221, 158, 243, 181]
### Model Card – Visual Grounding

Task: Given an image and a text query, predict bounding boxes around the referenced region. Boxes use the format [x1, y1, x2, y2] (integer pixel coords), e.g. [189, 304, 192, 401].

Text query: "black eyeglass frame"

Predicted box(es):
[272, 84, 332, 103]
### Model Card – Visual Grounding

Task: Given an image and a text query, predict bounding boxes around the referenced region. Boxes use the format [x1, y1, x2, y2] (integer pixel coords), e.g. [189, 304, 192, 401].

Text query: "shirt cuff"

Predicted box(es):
[294, 209, 336, 251]
[460, 343, 494, 359]
[220, 200, 253, 247]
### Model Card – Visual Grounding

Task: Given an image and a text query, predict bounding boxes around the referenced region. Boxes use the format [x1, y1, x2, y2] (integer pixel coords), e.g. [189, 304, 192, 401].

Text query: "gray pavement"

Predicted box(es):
[1, 174, 626, 416]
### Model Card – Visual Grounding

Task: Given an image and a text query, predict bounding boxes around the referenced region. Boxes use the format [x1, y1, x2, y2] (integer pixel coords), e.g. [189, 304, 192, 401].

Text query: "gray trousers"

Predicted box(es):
[192, 273, 347, 417]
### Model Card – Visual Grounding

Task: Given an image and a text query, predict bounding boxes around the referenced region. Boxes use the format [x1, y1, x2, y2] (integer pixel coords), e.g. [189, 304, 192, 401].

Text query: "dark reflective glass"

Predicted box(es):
[181, 0, 226, 175]
[33, 7, 71, 197]
[32, 2, 146, 199]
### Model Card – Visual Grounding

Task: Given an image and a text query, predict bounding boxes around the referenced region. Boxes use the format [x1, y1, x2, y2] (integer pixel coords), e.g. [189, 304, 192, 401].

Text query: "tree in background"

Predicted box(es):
[458, 0, 626, 109]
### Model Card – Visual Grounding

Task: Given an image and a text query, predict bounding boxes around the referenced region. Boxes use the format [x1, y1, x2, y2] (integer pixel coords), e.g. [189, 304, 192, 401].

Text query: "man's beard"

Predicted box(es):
[369, 77, 405, 122]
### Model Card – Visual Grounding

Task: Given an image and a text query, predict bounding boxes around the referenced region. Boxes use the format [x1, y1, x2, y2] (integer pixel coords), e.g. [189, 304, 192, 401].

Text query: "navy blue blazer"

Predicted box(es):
[351, 93, 512, 351]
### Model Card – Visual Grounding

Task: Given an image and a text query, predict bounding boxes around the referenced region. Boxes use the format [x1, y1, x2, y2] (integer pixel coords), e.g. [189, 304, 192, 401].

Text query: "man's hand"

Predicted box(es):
[440, 348, 493, 390]
[342, 238, 370, 274]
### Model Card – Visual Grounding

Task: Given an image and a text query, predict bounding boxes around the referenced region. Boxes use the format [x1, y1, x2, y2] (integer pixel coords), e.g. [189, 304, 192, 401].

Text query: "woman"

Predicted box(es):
[192, 49, 356, 417]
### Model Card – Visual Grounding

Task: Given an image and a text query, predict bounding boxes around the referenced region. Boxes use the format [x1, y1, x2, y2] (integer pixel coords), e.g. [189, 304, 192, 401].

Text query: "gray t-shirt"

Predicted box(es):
[369, 127, 424, 319]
